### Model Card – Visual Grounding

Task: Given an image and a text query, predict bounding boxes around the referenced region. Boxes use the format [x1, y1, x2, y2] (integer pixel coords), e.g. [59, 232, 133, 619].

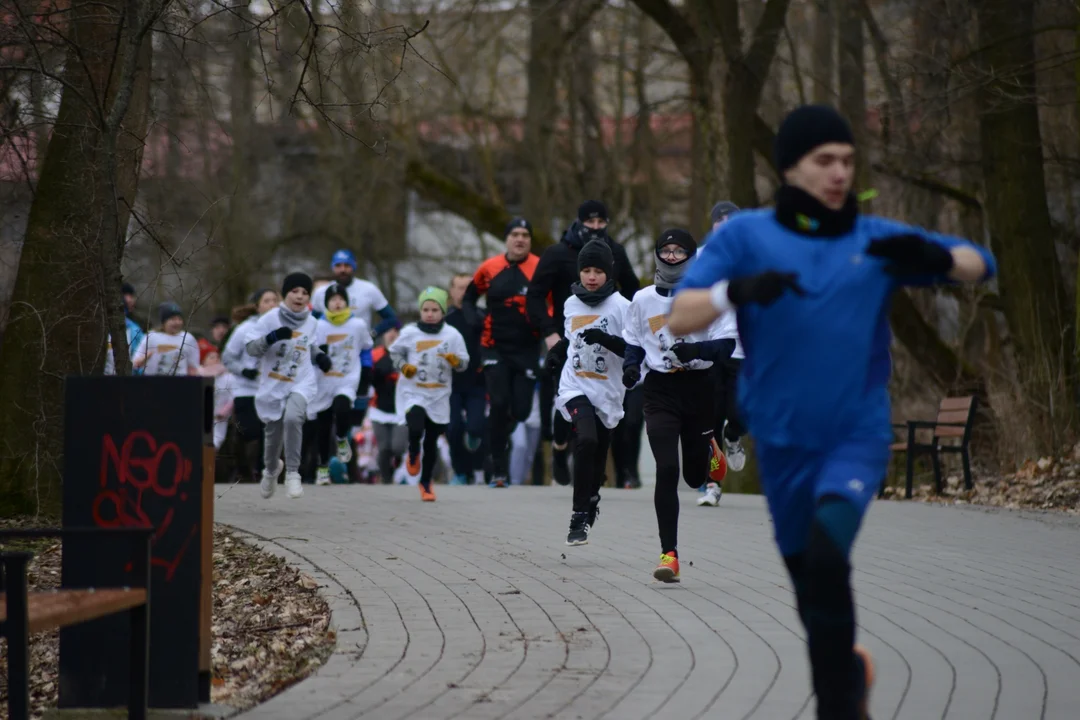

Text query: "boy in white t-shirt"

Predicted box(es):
[544, 240, 631, 546]
[246, 273, 333, 500]
[388, 287, 470, 502]
[133, 302, 201, 376]
[310, 283, 374, 485]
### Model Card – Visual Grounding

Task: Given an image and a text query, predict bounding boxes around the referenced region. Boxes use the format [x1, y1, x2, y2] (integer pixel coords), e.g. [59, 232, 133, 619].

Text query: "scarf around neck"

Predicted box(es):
[774, 184, 857, 237]
[277, 303, 311, 329]
[571, 279, 617, 307]
[418, 320, 445, 334]
[325, 308, 352, 326]
[654, 259, 689, 290]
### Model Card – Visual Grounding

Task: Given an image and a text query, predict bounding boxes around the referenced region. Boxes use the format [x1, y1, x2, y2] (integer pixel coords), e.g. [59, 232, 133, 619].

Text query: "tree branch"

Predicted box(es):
[743, 0, 794, 100]
[630, 0, 706, 78]
[404, 158, 557, 249]
[870, 162, 982, 209]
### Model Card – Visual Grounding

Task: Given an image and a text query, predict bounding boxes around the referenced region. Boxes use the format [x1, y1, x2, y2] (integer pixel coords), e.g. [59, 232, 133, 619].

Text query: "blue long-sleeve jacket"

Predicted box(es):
[678, 211, 997, 449]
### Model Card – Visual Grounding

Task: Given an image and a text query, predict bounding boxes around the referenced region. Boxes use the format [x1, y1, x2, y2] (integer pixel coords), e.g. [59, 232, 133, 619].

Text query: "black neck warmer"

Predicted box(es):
[774, 184, 857, 238]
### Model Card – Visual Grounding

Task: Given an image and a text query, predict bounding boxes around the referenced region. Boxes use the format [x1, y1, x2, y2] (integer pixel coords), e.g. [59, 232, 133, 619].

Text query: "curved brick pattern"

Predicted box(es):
[217, 487, 1080, 719]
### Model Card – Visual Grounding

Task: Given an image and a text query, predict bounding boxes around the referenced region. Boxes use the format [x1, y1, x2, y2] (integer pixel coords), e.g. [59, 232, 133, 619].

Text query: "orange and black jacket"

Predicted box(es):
[370, 345, 398, 415]
[463, 253, 543, 350]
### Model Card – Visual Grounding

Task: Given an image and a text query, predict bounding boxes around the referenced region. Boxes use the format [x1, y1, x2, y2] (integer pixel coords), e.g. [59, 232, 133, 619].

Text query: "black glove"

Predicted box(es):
[318, 343, 329, 354]
[867, 234, 954, 276]
[544, 339, 568, 375]
[241, 368, 259, 381]
[315, 353, 332, 372]
[581, 328, 609, 346]
[622, 365, 641, 389]
[265, 326, 293, 345]
[672, 342, 700, 363]
[728, 271, 805, 307]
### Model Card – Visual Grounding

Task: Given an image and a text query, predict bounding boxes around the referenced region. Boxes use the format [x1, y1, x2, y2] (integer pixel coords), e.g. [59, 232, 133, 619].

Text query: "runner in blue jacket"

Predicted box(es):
[668, 104, 997, 720]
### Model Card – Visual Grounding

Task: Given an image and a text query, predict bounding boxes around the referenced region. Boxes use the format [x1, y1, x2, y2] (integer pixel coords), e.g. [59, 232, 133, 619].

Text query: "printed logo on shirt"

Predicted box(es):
[647, 315, 667, 334]
[574, 370, 608, 381]
[326, 333, 348, 343]
[158, 344, 179, 353]
[570, 315, 601, 332]
[848, 478, 865, 493]
[415, 339, 441, 352]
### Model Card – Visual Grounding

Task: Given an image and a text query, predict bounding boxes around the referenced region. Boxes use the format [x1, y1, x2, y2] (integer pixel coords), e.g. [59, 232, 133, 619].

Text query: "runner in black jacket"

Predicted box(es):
[446, 273, 487, 485]
[526, 200, 640, 486]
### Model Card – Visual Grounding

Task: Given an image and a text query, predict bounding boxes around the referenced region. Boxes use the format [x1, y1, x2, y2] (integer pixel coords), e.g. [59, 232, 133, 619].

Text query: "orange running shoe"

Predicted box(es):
[419, 483, 436, 502]
[709, 437, 728, 483]
[653, 552, 680, 583]
[406, 452, 421, 476]
[854, 644, 875, 720]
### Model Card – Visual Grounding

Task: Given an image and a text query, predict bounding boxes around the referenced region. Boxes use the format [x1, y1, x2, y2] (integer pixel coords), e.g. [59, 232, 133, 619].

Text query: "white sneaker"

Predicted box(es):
[316, 467, 331, 486]
[473, 470, 486, 486]
[285, 471, 304, 498]
[724, 437, 746, 472]
[336, 439, 352, 463]
[260, 461, 282, 499]
[697, 482, 722, 506]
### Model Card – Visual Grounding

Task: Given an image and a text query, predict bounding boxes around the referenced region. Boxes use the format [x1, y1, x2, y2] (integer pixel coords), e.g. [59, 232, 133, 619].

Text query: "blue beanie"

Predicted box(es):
[331, 249, 356, 270]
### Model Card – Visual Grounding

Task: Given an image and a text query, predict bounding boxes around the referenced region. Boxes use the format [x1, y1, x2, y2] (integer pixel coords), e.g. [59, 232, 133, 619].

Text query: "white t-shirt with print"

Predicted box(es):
[250, 311, 321, 423]
[309, 314, 373, 416]
[135, 331, 200, 376]
[696, 245, 744, 359]
[556, 293, 631, 430]
[622, 286, 724, 377]
[388, 323, 469, 426]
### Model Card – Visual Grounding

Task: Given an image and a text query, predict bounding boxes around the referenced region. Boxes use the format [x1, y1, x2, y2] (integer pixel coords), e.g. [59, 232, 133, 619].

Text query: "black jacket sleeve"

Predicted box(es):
[612, 242, 640, 300]
[462, 281, 484, 328]
[695, 338, 737, 362]
[623, 344, 645, 370]
[526, 248, 561, 337]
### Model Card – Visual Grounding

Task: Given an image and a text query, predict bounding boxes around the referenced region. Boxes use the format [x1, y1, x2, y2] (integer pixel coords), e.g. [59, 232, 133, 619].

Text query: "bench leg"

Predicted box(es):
[905, 450, 915, 500]
[931, 448, 943, 494]
[4, 554, 31, 720]
[129, 602, 149, 720]
[962, 448, 973, 490]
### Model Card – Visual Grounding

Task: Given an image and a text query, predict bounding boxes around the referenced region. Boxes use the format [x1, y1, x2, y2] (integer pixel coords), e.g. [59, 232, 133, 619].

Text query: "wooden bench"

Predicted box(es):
[887, 395, 978, 499]
[0, 527, 152, 720]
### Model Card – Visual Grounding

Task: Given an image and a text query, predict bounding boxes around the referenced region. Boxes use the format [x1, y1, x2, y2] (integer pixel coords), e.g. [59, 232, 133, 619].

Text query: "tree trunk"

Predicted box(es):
[0, 0, 156, 517]
[975, 0, 1076, 448]
[223, 1, 256, 309]
[837, 0, 869, 201]
[812, 0, 835, 104]
[522, 0, 562, 232]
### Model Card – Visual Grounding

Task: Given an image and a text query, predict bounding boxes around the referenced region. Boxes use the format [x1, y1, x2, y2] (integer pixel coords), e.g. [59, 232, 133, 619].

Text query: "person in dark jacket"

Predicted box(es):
[370, 323, 407, 484]
[446, 272, 488, 485]
[526, 200, 641, 486]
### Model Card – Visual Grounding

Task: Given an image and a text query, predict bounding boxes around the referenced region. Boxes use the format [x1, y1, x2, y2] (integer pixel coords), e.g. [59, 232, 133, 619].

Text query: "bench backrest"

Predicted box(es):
[935, 395, 977, 440]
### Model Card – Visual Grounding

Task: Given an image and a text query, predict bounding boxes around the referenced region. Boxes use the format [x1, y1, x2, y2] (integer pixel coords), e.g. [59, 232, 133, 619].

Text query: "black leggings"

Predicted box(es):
[712, 357, 745, 441]
[566, 397, 611, 512]
[232, 395, 264, 475]
[611, 384, 644, 482]
[484, 352, 537, 477]
[406, 406, 446, 490]
[316, 395, 354, 465]
[644, 370, 714, 554]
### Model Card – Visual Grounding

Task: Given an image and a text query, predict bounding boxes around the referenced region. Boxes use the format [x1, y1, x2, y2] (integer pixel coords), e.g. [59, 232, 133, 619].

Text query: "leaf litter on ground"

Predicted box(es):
[0, 522, 335, 719]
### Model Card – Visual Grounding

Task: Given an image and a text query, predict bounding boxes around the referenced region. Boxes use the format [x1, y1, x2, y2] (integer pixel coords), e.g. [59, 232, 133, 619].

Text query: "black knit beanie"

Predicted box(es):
[505, 216, 532, 237]
[774, 105, 855, 172]
[710, 201, 739, 224]
[655, 228, 697, 259]
[577, 239, 614, 277]
[159, 302, 183, 325]
[324, 283, 349, 309]
[281, 272, 313, 297]
[577, 200, 608, 222]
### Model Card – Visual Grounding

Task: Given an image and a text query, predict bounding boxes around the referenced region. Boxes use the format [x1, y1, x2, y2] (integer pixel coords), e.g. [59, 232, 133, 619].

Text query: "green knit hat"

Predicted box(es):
[418, 286, 448, 314]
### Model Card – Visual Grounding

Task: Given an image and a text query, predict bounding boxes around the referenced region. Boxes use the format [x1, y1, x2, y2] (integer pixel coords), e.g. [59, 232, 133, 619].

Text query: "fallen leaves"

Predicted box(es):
[883, 442, 1080, 513]
[0, 523, 335, 719]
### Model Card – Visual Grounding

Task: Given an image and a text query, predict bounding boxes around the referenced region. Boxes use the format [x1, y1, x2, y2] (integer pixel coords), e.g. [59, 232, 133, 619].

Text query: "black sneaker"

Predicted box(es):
[566, 512, 590, 546]
[552, 446, 571, 486]
[587, 494, 600, 528]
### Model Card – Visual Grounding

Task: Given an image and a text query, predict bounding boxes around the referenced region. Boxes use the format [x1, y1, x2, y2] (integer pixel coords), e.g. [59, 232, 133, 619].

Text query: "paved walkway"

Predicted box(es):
[216, 485, 1080, 720]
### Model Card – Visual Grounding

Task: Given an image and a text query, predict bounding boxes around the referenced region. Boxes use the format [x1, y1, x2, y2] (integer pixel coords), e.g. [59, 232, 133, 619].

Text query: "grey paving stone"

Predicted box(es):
[217, 485, 1080, 719]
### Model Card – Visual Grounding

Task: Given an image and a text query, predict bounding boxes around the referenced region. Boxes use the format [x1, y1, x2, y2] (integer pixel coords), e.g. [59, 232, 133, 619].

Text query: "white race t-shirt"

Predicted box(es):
[556, 293, 631, 429]
[696, 245, 744, 359]
[309, 314, 373, 416]
[222, 315, 263, 396]
[388, 322, 470, 425]
[135, 331, 200, 376]
[311, 279, 388, 323]
[622, 286, 720, 376]
[250, 311, 321, 422]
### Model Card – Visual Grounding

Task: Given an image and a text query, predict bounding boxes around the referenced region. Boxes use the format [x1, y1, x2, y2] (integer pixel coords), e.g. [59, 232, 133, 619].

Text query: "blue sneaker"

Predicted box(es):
[450, 474, 468, 486]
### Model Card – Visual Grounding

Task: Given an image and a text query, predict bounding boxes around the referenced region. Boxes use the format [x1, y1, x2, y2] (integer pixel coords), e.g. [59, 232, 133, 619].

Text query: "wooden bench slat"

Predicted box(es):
[889, 442, 908, 452]
[940, 396, 974, 411]
[935, 427, 966, 438]
[0, 589, 146, 633]
[936, 410, 971, 425]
